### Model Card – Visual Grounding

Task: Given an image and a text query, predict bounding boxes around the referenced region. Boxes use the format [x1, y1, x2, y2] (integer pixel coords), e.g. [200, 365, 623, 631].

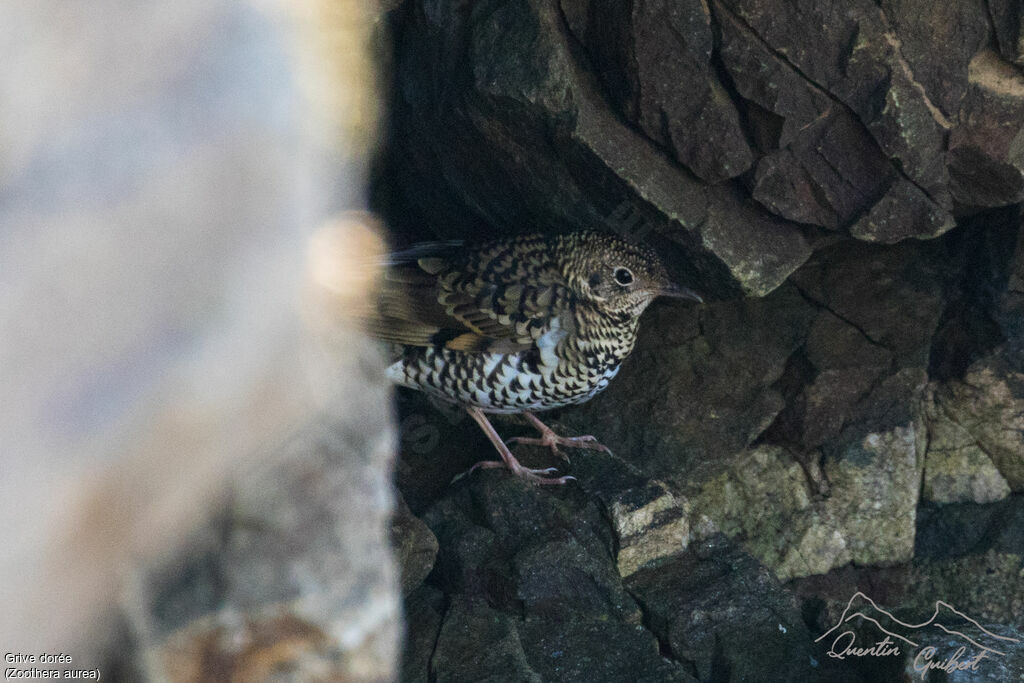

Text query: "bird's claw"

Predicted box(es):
[508, 436, 568, 462]
[455, 459, 575, 485]
[508, 433, 610, 460]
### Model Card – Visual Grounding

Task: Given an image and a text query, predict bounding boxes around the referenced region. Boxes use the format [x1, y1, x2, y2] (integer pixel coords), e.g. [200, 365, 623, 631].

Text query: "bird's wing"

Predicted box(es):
[365, 239, 570, 353]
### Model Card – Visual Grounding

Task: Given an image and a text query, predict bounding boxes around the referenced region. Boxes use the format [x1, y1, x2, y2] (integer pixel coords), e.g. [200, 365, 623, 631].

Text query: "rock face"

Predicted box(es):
[413, 475, 694, 681]
[574, 0, 754, 183]
[386, 0, 811, 297]
[375, 0, 1024, 680]
[626, 536, 857, 682]
[384, 0, 1022, 301]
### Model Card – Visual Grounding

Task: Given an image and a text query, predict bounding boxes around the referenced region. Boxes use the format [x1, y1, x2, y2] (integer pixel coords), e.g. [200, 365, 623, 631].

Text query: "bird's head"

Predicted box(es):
[562, 232, 703, 319]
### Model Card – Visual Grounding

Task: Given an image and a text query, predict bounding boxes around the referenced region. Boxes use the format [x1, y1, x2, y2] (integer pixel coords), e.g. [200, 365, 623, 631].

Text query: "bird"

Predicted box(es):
[365, 230, 703, 484]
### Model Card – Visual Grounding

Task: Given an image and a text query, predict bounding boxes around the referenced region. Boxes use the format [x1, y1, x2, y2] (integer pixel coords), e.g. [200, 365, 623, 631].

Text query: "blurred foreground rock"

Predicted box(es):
[132, 371, 398, 680]
[0, 0, 401, 680]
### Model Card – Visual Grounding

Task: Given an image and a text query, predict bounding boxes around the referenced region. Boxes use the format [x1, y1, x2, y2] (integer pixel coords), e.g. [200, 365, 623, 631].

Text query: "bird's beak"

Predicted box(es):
[659, 282, 704, 303]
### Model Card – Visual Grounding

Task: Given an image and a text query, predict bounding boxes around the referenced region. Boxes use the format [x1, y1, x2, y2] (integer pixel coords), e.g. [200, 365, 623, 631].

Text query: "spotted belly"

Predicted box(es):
[387, 346, 621, 414]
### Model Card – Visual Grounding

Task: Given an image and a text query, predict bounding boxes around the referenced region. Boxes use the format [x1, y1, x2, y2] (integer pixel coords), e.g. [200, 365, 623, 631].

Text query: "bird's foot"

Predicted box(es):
[464, 458, 576, 485]
[460, 407, 576, 485]
[511, 413, 612, 461]
[508, 435, 606, 461]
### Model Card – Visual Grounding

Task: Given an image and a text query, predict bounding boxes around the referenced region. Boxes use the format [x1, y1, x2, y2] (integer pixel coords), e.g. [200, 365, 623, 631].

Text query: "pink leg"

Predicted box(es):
[462, 407, 575, 485]
[507, 412, 611, 460]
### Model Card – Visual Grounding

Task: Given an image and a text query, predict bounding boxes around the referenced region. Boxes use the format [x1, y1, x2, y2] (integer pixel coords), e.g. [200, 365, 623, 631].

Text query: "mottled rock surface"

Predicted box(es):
[415, 474, 695, 680]
[626, 536, 857, 682]
[922, 389, 1012, 504]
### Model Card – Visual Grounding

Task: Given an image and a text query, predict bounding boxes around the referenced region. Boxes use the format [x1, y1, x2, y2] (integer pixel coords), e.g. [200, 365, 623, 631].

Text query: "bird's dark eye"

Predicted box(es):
[614, 267, 634, 286]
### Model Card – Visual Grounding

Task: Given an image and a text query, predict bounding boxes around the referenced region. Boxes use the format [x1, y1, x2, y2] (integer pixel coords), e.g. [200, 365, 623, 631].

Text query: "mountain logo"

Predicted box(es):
[815, 591, 1020, 678]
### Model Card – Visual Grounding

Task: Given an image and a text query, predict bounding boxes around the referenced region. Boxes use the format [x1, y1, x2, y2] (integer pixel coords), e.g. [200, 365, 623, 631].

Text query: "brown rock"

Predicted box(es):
[563, 282, 814, 488]
[431, 596, 542, 683]
[935, 350, 1024, 491]
[751, 111, 894, 230]
[605, 480, 689, 577]
[880, 0, 988, 119]
[719, 0, 954, 218]
[922, 390, 1011, 504]
[392, 494, 439, 596]
[716, 2, 832, 146]
[988, 0, 1024, 66]
[626, 537, 856, 681]
[389, 0, 811, 297]
[401, 586, 446, 683]
[849, 178, 956, 243]
[947, 51, 1024, 208]
[571, 0, 753, 182]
